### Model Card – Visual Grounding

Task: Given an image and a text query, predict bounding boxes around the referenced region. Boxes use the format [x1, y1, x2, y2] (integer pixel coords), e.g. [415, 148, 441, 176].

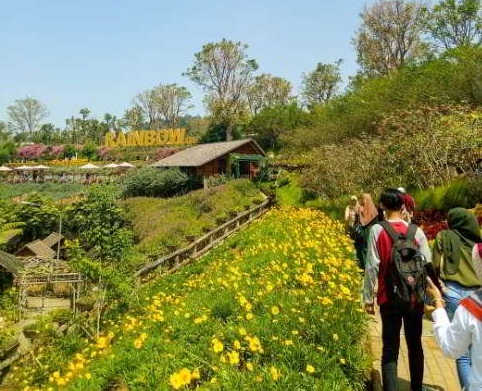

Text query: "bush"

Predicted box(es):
[441, 180, 472, 210]
[122, 167, 189, 198]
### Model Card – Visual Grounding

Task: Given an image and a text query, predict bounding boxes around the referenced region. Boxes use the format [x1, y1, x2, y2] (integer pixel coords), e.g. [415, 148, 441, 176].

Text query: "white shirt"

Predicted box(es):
[432, 306, 482, 390]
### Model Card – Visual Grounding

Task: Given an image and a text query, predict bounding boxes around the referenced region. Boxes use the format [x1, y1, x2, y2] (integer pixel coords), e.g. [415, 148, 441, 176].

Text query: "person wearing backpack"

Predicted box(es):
[432, 207, 482, 390]
[363, 188, 439, 391]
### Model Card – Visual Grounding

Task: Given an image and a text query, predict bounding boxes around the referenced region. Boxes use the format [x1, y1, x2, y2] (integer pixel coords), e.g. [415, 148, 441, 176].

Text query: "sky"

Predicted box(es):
[0, 0, 376, 128]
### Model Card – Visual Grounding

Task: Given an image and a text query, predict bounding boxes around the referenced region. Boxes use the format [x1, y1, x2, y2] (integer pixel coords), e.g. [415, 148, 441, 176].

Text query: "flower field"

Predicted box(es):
[12, 207, 369, 390]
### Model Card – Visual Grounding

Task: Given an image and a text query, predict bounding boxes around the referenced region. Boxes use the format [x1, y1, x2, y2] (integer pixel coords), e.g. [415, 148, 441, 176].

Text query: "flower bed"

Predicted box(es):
[413, 209, 448, 241]
[9, 207, 370, 390]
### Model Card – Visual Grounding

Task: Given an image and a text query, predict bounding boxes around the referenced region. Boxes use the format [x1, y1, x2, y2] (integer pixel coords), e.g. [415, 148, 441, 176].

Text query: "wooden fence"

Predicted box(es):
[135, 198, 272, 278]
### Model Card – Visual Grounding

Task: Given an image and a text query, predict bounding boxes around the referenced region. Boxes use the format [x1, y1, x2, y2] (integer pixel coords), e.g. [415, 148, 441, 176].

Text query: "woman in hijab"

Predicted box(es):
[432, 207, 482, 390]
[357, 193, 380, 269]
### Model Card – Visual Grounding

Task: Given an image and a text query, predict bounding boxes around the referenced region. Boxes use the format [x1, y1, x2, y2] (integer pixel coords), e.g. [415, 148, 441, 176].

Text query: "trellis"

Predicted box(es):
[11, 258, 83, 320]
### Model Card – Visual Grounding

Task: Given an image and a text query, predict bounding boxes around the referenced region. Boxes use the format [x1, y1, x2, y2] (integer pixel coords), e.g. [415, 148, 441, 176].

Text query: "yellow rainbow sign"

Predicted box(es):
[104, 129, 197, 148]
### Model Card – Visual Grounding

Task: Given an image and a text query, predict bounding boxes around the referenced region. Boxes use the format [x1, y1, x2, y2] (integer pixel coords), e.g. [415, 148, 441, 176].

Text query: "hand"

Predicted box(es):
[365, 302, 375, 314]
[426, 277, 442, 302]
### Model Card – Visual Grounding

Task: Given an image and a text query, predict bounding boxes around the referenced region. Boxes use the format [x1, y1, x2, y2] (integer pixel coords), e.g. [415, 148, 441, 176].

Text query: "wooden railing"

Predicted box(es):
[135, 198, 272, 278]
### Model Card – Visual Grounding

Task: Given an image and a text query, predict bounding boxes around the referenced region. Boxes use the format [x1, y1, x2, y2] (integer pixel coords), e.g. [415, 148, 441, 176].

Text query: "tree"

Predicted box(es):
[154, 84, 192, 128]
[0, 121, 12, 143]
[6, 97, 49, 134]
[133, 83, 192, 129]
[301, 60, 343, 108]
[427, 0, 482, 50]
[64, 108, 110, 145]
[247, 74, 294, 114]
[32, 123, 61, 144]
[248, 103, 310, 150]
[65, 188, 133, 262]
[184, 39, 258, 140]
[354, 0, 429, 76]
[122, 106, 146, 131]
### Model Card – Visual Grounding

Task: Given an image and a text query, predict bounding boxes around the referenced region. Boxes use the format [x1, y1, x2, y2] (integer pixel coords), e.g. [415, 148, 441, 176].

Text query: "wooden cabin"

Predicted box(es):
[151, 139, 266, 182]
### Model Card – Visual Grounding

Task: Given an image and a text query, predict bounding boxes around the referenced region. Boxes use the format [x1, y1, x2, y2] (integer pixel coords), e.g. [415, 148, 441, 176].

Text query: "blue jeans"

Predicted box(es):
[442, 281, 477, 390]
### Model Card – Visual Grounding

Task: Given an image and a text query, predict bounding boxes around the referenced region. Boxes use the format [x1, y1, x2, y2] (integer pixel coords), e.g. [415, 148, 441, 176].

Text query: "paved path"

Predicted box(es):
[368, 307, 460, 390]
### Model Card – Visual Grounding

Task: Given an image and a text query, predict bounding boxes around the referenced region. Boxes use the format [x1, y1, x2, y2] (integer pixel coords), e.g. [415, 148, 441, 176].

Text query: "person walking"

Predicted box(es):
[397, 187, 415, 223]
[363, 188, 437, 391]
[431, 207, 482, 390]
[357, 193, 379, 269]
[344, 195, 359, 233]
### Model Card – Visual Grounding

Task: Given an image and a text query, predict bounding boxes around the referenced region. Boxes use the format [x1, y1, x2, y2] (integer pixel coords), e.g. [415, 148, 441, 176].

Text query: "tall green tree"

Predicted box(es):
[427, 0, 482, 50]
[122, 106, 146, 131]
[301, 60, 343, 108]
[133, 83, 192, 129]
[6, 97, 49, 135]
[247, 74, 294, 114]
[184, 39, 258, 140]
[65, 108, 110, 146]
[353, 0, 429, 76]
[248, 103, 310, 150]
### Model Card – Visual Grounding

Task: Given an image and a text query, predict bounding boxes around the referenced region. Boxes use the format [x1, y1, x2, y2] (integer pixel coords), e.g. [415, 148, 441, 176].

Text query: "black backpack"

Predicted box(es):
[379, 221, 427, 307]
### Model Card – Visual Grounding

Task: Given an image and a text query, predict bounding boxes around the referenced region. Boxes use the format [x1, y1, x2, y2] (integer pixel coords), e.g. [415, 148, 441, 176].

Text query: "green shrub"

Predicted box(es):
[122, 167, 189, 197]
[467, 177, 482, 206]
[413, 186, 449, 211]
[441, 180, 472, 210]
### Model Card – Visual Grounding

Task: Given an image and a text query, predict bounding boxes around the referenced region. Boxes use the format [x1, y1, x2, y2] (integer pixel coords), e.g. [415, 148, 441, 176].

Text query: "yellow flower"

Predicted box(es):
[340, 358, 346, 364]
[85, 373, 92, 380]
[134, 338, 143, 349]
[246, 312, 254, 320]
[227, 350, 240, 365]
[233, 340, 241, 350]
[246, 362, 254, 371]
[306, 364, 315, 373]
[56, 378, 66, 386]
[169, 373, 183, 390]
[178, 368, 191, 385]
[270, 366, 281, 381]
[271, 306, 280, 315]
[212, 338, 224, 353]
[332, 333, 339, 341]
[246, 336, 263, 353]
[191, 368, 201, 380]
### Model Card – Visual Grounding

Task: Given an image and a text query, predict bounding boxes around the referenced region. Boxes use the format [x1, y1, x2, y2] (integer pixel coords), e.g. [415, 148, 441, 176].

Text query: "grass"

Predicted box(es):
[122, 179, 265, 257]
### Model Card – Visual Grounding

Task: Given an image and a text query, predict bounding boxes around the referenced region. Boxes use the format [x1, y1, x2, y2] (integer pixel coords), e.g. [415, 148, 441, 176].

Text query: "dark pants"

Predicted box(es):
[380, 303, 424, 391]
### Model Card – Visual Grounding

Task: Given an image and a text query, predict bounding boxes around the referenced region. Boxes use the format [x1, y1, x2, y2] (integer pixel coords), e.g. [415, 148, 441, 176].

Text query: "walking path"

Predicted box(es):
[368, 307, 460, 390]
